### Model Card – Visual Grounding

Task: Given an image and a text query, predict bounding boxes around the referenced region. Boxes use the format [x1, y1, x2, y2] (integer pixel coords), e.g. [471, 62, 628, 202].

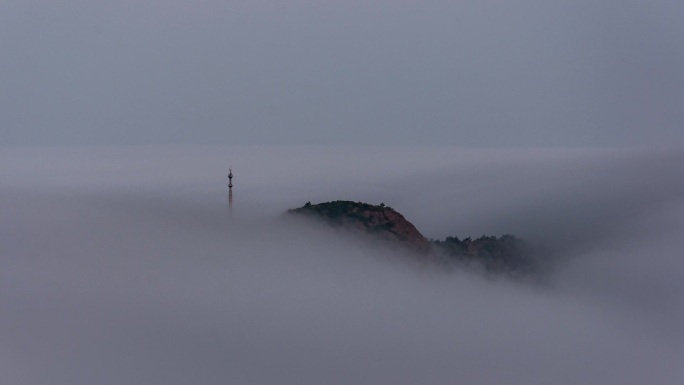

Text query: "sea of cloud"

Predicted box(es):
[1, 145, 683, 384]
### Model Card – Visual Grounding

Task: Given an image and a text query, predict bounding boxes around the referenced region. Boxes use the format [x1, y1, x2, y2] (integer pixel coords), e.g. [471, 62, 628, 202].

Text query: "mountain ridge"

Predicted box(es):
[289, 200, 539, 276]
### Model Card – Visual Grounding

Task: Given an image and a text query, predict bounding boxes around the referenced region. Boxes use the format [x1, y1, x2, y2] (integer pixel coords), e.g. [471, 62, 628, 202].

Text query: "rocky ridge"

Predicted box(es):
[289, 200, 428, 249]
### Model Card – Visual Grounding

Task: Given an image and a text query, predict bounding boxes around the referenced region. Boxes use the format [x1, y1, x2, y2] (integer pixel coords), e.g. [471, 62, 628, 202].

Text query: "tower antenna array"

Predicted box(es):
[228, 167, 233, 212]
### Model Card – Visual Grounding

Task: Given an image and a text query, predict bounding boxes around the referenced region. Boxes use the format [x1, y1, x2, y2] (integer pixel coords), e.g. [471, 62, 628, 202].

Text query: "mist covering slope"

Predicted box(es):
[2, 145, 684, 385]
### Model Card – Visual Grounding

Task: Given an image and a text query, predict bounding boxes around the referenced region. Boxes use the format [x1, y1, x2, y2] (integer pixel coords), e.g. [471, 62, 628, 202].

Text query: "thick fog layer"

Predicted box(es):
[2, 146, 684, 384]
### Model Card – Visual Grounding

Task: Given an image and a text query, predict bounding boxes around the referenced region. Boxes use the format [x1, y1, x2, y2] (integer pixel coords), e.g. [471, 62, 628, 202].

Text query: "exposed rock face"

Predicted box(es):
[289, 201, 428, 249]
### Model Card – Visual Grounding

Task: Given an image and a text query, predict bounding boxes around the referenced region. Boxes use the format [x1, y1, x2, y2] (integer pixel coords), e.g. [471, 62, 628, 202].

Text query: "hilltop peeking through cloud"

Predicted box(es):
[2, 145, 684, 384]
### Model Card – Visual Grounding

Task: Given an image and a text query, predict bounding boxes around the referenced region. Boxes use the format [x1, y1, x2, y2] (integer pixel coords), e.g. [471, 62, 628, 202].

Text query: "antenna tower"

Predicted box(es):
[228, 167, 233, 212]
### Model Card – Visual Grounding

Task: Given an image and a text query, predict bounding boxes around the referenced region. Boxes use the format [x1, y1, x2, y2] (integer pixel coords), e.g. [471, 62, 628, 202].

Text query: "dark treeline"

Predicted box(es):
[431, 234, 540, 276]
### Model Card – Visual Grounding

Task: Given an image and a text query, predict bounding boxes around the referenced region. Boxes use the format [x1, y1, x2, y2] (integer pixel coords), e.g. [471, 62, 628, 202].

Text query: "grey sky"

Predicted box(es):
[2, 0, 683, 146]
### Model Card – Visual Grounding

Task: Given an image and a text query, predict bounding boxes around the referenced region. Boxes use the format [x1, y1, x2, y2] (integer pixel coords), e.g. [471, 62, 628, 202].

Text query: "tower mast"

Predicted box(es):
[228, 168, 233, 212]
